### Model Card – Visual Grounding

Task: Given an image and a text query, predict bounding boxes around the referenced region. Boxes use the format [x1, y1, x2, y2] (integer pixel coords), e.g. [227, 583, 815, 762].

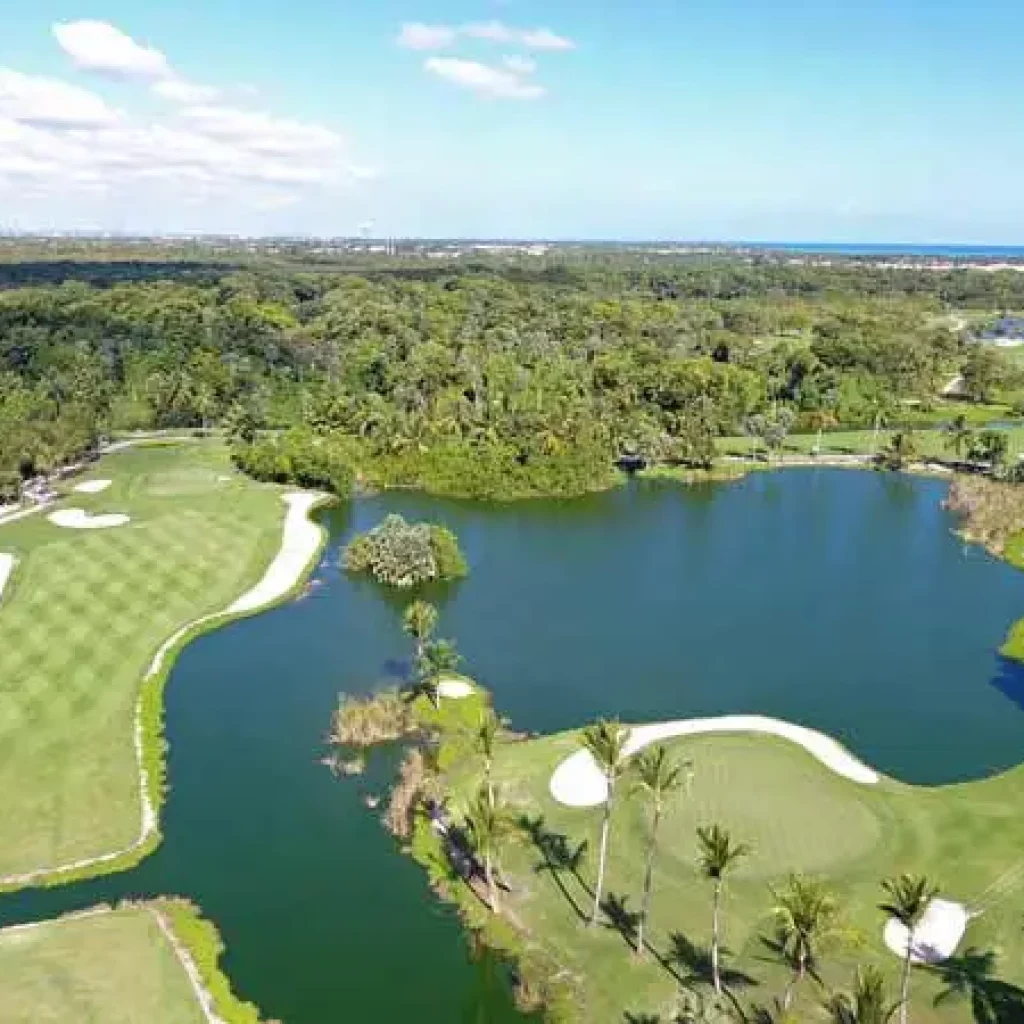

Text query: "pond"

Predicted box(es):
[6, 468, 1024, 1023]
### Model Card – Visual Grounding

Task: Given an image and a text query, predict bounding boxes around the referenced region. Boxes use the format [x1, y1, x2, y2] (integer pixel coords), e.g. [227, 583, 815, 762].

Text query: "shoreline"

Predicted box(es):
[0, 487, 332, 891]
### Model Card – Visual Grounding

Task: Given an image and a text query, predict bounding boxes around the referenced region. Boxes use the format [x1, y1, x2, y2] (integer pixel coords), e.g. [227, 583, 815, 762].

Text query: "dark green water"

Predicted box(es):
[6, 470, 1024, 1022]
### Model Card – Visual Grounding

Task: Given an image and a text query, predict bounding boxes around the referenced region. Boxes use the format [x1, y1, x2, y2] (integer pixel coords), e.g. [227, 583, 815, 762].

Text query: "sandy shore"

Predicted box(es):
[549, 714, 880, 808]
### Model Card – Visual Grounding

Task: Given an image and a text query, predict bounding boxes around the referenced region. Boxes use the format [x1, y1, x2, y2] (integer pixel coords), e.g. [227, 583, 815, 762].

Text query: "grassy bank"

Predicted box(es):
[0, 442, 295, 881]
[417, 721, 1024, 1023]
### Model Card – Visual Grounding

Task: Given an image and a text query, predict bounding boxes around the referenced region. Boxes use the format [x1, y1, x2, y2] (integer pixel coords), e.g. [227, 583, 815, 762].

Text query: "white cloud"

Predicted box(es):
[177, 105, 344, 156]
[424, 58, 545, 100]
[503, 55, 537, 75]
[153, 78, 220, 104]
[462, 21, 516, 43]
[0, 69, 119, 129]
[0, 21, 375, 227]
[520, 28, 575, 52]
[53, 20, 171, 79]
[398, 20, 576, 53]
[397, 23, 458, 50]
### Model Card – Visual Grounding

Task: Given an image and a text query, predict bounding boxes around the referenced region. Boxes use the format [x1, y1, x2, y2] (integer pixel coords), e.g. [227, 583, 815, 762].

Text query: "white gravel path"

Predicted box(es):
[0, 490, 324, 887]
[73, 479, 112, 494]
[49, 508, 130, 529]
[883, 898, 969, 964]
[0, 553, 13, 603]
[549, 714, 880, 807]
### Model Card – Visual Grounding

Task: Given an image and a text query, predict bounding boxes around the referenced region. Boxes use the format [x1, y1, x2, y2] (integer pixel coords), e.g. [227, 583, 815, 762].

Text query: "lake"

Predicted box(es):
[5, 468, 1024, 1022]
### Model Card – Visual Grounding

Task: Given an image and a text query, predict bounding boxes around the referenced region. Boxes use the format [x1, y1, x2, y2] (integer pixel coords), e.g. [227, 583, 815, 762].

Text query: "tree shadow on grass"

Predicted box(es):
[521, 814, 591, 921]
[931, 947, 1024, 1024]
[669, 932, 758, 992]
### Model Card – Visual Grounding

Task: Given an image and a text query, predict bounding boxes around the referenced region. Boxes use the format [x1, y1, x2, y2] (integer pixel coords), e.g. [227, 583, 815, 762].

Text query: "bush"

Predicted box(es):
[232, 428, 354, 496]
[344, 514, 468, 587]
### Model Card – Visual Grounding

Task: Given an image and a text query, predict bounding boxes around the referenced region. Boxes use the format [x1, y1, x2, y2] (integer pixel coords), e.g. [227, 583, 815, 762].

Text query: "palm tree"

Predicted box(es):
[942, 414, 974, 463]
[824, 967, 899, 1024]
[772, 875, 843, 1010]
[416, 637, 460, 708]
[403, 599, 437, 663]
[476, 709, 500, 807]
[631, 746, 691, 956]
[581, 719, 628, 927]
[697, 824, 750, 995]
[880, 874, 938, 1024]
[464, 785, 516, 913]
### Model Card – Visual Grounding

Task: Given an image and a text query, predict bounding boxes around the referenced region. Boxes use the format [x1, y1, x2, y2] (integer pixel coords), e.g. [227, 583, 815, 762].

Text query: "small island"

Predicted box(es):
[343, 514, 468, 587]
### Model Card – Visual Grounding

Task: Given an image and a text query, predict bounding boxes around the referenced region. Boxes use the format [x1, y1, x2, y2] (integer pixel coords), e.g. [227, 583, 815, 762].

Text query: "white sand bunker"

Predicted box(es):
[49, 508, 130, 530]
[227, 493, 321, 615]
[73, 479, 112, 494]
[884, 899, 969, 964]
[437, 676, 474, 699]
[0, 553, 14, 601]
[549, 714, 880, 808]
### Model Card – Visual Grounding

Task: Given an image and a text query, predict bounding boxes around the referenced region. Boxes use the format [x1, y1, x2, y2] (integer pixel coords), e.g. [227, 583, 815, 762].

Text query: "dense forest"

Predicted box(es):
[3, 245, 1024, 500]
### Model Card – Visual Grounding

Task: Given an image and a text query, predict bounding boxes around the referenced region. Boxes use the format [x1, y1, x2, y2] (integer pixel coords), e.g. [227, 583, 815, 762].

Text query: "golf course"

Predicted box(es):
[3, 442, 1024, 1022]
[429, 717, 1024, 1022]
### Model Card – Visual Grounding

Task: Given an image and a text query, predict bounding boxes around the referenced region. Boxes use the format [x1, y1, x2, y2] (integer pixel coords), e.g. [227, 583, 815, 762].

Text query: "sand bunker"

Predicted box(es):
[73, 479, 112, 494]
[0, 553, 13, 602]
[437, 676, 474, 699]
[883, 898, 969, 964]
[49, 508, 130, 530]
[549, 714, 880, 807]
[227, 493, 322, 615]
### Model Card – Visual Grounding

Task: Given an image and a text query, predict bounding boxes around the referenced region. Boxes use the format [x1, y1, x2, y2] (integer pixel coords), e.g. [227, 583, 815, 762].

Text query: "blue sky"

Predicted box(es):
[1, 0, 1023, 241]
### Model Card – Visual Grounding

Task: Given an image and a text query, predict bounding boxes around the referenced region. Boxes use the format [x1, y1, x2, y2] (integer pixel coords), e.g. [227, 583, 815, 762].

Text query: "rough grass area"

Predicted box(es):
[434, 728, 1024, 1023]
[0, 907, 205, 1024]
[0, 442, 287, 878]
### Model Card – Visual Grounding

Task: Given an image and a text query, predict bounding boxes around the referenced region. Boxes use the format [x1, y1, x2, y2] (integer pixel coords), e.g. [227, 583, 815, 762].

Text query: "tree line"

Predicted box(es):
[3, 252, 1023, 500]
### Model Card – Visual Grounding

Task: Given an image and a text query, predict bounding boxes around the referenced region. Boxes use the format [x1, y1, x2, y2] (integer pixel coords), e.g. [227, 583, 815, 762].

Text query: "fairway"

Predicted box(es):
[0, 442, 293, 880]
[440, 726, 1024, 1022]
[0, 908, 205, 1024]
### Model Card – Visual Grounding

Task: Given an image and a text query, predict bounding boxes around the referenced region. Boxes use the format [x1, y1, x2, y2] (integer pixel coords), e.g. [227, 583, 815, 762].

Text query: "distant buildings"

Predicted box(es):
[980, 317, 1024, 347]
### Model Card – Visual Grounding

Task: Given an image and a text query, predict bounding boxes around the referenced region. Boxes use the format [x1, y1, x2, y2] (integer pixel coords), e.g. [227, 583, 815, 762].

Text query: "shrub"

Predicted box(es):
[344, 514, 468, 587]
[231, 428, 354, 496]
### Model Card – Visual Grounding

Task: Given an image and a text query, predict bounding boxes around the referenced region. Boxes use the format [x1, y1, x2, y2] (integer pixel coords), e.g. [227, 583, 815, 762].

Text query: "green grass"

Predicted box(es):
[0, 907, 205, 1024]
[717, 424, 1024, 462]
[0, 442, 291, 879]
[433, 728, 1024, 1022]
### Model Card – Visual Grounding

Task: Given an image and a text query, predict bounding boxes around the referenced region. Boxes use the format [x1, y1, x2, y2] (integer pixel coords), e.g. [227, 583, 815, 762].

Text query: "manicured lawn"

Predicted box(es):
[439, 728, 1024, 1022]
[0, 907, 204, 1024]
[0, 442, 287, 878]
[717, 425, 1024, 461]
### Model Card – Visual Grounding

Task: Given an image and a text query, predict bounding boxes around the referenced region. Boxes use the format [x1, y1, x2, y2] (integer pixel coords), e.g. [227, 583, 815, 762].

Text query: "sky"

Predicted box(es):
[2, 0, 1024, 242]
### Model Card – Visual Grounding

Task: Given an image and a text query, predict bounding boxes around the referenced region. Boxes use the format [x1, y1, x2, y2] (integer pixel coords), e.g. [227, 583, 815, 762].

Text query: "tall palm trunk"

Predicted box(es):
[484, 850, 499, 913]
[484, 756, 494, 808]
[899, 941, 912, 1024]
[711, 879, 722, 993]
[636, 804, 661, 956]
[783, 950, 807, 1011]
[590, 794, 613, 926]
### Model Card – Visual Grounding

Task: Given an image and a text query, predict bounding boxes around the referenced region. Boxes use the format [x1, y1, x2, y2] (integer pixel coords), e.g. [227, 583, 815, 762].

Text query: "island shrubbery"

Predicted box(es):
[344, 514, 467, 587]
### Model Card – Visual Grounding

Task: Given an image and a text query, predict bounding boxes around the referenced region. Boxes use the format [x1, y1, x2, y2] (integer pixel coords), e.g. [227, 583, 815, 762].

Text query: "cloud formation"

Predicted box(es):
[0, 21, 371, 221]
[424, 58, 545, 100]
[53, 20, 170, 79]
[397, 20, 575, 53]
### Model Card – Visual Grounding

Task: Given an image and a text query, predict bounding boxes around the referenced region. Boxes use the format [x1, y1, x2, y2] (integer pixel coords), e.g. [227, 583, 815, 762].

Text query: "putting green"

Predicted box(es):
[0, 442, 291, 880]
[0, 908, 205, 1024]
[440, 726, 1024, 1022]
